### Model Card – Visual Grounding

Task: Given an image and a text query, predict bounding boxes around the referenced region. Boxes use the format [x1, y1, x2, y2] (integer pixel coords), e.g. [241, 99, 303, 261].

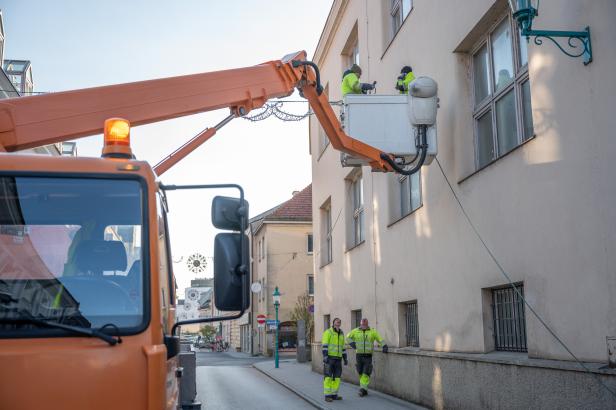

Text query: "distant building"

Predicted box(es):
[3, 59, 33, 95]
[0, 9, 67, 156]
[248, 185, 314, 356]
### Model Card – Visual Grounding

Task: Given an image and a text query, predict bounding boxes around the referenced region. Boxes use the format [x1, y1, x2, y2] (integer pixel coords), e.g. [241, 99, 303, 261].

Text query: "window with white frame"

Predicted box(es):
[391, 0, 413, 38]
[320, 199, 333, 266]
[348, 173, 365, 247]
[472, 15, 533, 170]
[399, 171, 421, 219]
[349, 41, 359, 67]
[307, 275, 314, 296]
[257, 239, 261, 261]
[342, 23, 360, 70]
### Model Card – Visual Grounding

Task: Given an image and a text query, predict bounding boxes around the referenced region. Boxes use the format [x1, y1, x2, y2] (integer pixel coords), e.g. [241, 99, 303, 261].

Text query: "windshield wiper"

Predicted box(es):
[0, 310, 121, 346]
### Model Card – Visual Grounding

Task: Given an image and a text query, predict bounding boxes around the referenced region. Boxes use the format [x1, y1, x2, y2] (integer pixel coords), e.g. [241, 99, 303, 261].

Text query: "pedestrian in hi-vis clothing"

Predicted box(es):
[346, 318, 388, 397]
[322, 318, 347, 402]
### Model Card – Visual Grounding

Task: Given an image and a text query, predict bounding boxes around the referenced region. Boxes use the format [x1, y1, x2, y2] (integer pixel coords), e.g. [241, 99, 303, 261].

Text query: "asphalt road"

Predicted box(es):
[195, 350, 271, 367]
[195, 351, 314, 410]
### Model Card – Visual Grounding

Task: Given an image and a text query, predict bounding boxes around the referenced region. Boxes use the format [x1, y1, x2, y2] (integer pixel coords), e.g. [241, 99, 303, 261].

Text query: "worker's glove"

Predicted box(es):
[323, 355, 329, 364]
[349, 341, 357, 350]
[382, 345, 389, 354]
[343, 357, 348, 366]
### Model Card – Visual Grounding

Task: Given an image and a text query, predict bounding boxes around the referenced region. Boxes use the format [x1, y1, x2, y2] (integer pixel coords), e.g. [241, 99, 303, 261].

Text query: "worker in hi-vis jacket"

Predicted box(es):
[322, 317, 347, 402]
[341, 64, 375, 96]
[346, 318, 388, 397]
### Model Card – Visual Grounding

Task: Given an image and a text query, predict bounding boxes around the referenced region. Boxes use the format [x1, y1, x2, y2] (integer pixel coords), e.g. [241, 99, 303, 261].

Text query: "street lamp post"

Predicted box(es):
[273, 286, 281, 369]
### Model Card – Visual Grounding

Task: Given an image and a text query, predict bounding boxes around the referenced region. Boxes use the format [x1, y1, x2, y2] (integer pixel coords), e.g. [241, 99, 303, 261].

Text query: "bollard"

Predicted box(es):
[608, 336, 616, 368]
[178, 351, 201, 410]
[297, 319, 306, 363]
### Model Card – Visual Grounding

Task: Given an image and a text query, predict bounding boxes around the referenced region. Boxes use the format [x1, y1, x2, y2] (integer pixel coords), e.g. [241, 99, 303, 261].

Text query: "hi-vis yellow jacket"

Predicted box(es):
[322, 327, 346, 358]
[346, 327, 383, 354]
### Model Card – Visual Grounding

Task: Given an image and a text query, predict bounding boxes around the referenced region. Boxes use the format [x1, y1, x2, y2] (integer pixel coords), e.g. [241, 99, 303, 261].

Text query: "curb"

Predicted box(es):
[252, 364, 330, 410]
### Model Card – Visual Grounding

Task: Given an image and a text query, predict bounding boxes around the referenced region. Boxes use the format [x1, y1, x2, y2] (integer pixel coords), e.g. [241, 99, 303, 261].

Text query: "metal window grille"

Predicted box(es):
[492, 285, 527, 352]
[405, 301, 419, 347]
[351, 310, 362, 329]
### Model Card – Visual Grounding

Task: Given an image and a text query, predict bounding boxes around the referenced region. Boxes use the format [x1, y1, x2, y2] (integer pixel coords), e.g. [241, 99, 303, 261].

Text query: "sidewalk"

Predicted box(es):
[253, 359, 426, 410]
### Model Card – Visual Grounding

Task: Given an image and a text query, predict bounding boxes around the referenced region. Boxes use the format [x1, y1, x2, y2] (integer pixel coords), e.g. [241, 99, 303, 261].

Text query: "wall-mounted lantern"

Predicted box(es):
[508, 0, 592, 65]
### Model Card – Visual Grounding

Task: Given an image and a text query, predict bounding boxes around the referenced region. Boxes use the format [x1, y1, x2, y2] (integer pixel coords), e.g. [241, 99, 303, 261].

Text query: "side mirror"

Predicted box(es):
[212, 196, 247, 231]
[214, 232, 249, 311]
[212, 196, 249, 311]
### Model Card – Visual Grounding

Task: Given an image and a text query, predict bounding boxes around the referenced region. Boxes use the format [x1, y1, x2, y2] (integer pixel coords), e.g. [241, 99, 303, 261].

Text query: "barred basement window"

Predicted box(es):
[405, 301, 419, 347]
[492, 285, 527, 352]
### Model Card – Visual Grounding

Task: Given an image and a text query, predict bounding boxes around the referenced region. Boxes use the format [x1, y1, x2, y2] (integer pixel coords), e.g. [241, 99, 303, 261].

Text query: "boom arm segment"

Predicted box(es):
[0, 50, 392, 172]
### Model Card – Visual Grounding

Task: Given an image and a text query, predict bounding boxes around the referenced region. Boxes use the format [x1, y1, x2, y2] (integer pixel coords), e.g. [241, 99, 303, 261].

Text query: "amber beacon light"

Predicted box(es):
[102, 117, 134, 158]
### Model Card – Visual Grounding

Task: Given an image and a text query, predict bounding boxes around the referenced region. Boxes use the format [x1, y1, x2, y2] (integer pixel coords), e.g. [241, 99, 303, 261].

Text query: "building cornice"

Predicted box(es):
[313, 0, 349, 66]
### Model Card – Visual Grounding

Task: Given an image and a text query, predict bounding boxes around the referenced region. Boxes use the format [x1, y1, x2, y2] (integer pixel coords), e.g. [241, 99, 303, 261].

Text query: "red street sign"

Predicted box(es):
[257, 314, 266, 325]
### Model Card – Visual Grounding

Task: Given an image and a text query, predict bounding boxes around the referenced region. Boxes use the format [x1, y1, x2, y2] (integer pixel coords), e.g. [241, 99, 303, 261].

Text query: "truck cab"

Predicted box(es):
[0, 154, 180, 409]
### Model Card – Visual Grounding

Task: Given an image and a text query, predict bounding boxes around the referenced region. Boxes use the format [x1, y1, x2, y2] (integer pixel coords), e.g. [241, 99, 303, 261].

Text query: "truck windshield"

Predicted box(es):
[0, 176, 146, 335]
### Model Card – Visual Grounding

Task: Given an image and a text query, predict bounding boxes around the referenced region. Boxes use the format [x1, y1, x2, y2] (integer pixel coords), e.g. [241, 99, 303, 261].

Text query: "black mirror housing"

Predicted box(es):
[212, 196, 248, 231]
[214, 232, 249, 311]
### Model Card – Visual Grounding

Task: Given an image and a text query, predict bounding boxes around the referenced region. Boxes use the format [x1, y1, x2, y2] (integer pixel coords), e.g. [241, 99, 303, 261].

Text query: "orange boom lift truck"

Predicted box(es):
[0, 51, 405, 410]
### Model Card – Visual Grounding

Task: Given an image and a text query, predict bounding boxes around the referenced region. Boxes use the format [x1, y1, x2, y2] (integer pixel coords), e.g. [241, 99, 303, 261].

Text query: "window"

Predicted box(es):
[258, 238, 265, 261]
[472, 16, 533, 169]
[342, 23, 359, 70]
[307, 275, 314, 296]
[492, 284, 527, 352]
[391, 0, 413, 38]
[257, 239, 261, 261]
[390, 171, 421, 223]
[404, 301, 419, 347]
[351, 309, 362, 329]
[307, 234, 313, 254]
[320, 199, 333, 266]
[324, 314, 331, 330]
[348, 173, 365, 248]
[0, 177, 146, 335]
[349, 42, 360, 67]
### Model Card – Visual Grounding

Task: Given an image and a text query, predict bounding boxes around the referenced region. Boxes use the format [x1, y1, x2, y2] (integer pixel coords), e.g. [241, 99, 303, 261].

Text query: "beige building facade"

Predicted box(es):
[310, 0, 616, 407]
[249, 185, 314, 356]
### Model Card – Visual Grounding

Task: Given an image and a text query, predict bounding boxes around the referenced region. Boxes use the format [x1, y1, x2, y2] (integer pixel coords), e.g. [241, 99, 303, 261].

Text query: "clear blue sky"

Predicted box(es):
[2, 0, 332, 291]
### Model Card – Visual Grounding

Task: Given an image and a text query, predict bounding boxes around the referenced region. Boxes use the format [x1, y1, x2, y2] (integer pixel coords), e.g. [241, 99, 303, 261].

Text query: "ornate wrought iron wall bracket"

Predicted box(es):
[523, 26, 592, 65]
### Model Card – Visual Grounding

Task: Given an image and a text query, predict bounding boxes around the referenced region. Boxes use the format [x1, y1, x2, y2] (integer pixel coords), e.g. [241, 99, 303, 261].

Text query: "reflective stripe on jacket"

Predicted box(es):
[341, 72, 362, 96]
[346, 327, 383, 354]
[322, 327, 346, 357]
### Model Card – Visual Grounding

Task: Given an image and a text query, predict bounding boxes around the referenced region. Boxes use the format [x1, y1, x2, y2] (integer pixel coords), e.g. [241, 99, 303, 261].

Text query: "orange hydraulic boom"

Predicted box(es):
[0, 50, 393, 173]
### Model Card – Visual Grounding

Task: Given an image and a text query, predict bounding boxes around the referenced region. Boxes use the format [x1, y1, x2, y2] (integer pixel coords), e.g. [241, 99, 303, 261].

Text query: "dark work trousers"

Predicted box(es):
[355, 354, 373, 389]
[323, 357, 342, 396]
